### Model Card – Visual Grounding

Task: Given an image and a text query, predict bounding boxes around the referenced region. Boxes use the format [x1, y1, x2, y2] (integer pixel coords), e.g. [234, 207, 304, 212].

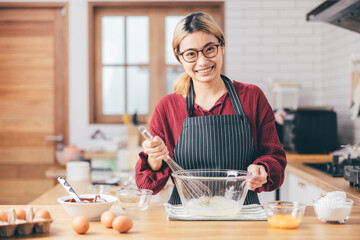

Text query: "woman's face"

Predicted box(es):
[178, 31, 224, 84]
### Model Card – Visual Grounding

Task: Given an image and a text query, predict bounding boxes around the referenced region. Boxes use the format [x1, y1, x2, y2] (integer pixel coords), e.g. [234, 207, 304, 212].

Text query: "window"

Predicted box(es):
[89, 2, 224, 124]
[101, 16, 149, 116]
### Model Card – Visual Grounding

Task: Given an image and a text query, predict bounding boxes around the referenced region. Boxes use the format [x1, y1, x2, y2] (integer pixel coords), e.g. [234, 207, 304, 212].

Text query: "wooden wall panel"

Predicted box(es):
[0, 100, 53, 115]
[0, 179, 54, 204]
[0, 164, 52, 178]
[0, 147, 54, 164]
[0, 12, 56, 166]
[0, 2, 68, 205]
[0, 116, 53, 133]
[0, 8, 55, 21]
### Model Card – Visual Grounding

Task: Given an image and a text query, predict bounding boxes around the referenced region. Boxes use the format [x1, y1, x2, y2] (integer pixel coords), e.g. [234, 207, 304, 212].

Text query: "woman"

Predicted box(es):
[135, 12, 286, 205]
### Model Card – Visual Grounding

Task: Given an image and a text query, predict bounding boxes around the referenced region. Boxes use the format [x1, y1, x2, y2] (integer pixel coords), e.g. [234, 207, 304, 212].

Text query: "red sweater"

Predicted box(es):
[135, 80, 287, 195]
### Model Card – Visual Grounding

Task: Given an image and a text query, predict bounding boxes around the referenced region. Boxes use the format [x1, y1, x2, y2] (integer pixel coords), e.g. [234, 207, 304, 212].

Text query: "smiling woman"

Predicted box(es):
[135, 12, 286, 206]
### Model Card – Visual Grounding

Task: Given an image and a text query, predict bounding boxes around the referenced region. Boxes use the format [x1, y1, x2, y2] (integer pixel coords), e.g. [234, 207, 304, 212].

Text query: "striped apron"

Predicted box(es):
[168, 75, 260, 205]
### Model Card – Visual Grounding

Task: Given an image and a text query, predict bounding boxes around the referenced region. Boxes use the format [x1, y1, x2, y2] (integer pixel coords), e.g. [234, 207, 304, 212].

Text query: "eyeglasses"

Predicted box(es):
[177, 44, 220, 63]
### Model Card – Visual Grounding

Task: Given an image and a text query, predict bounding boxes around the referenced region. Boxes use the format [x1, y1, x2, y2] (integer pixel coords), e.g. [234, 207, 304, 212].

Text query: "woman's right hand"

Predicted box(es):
[142, 136, 169, 171]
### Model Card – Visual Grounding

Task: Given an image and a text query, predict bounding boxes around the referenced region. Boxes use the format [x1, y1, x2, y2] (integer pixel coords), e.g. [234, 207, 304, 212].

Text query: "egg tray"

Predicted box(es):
[0, 219, 54, 238]
[0, 218, 54, 238]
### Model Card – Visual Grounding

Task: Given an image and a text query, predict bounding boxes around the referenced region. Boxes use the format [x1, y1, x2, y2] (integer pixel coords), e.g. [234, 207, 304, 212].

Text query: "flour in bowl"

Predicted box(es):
[313, 191, 353, 223]
[185, 196, 241, 216]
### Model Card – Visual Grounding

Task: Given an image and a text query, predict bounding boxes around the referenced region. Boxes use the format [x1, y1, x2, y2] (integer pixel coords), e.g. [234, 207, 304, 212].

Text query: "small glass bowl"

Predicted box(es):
[263, 201, 306, 229]
[313, 197, 353, 224]
[87, 185, 111, 195]
[116, 189, 153, 211]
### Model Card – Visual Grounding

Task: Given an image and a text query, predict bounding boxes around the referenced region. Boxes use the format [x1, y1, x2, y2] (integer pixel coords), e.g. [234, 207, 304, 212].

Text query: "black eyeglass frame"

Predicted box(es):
[177, 44, 221, 63]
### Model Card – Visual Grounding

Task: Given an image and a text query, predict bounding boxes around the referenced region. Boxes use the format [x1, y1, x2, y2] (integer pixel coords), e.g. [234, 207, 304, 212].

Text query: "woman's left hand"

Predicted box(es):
[246, 164, 268, 191]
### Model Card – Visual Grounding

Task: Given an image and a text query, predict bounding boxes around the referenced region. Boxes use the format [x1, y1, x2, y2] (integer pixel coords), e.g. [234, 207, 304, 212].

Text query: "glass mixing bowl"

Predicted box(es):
[171, 169, 251, 216]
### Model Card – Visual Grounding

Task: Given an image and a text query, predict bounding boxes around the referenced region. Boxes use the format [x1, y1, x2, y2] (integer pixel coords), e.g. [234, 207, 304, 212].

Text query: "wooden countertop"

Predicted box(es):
[22, 155, 360, 239]
[285, 153, 360, 205]
[2, 204, 359, 240]
[8, 201, 359, 239]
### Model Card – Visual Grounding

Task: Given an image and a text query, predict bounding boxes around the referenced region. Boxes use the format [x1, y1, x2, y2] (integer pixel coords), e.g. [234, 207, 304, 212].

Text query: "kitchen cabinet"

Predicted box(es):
[280, 172, 326, 205]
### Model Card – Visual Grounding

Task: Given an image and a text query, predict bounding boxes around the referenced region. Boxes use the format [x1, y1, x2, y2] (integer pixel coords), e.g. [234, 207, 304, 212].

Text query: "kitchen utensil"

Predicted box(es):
[57, 177, 85, 203]
[116, 189, 153, 211]
[138, 126, 212, 200]
[171, 169, 250, 216]
[350, 68, 360, 120]
[57, 194, 118, 220]
[263, 201, 306, 229]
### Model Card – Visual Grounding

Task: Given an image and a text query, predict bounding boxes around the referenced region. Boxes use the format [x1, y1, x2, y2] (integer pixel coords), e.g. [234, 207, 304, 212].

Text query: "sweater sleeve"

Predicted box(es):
[135, 103, 171, 195]
[251, 88, 287, 193]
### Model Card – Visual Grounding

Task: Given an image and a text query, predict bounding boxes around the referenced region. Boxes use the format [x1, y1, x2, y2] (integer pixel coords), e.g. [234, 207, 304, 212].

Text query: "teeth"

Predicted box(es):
[197, 67, 213, 73]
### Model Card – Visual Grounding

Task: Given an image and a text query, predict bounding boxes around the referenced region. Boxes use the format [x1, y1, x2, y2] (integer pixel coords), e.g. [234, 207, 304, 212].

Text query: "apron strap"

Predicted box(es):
[221, 75, 245, 116]
[186, 75, 245, 116]
[186, 80, 195, 117]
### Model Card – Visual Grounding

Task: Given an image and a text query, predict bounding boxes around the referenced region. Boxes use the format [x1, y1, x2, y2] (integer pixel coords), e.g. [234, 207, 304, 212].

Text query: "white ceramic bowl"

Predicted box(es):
[57, 194, 118, 220]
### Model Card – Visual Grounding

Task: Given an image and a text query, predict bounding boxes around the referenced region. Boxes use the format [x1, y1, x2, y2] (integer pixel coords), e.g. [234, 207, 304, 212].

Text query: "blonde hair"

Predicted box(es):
[172, 12, 225, 96]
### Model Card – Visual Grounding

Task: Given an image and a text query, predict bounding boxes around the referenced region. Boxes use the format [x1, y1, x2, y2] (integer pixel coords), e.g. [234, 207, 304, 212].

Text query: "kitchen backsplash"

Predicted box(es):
[322, 25, 360, 144]
[226, 0, 323, 106]
[225, 0, 360, 145]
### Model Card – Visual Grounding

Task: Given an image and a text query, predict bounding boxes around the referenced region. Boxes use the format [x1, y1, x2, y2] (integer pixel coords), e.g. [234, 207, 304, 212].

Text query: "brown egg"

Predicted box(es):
[15, 208, 26, 220]
[112, 216, 133, 233]
[35, 209, 51, 219]
[33, 207, 41, 216]
[101, 211, 116, 228]
[72, 216, 89, 234]
[0, 211, 8, 222]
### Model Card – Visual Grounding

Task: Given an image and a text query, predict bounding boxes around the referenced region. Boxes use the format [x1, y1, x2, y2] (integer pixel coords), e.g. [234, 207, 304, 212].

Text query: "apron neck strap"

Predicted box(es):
[186, 75, 245, 117]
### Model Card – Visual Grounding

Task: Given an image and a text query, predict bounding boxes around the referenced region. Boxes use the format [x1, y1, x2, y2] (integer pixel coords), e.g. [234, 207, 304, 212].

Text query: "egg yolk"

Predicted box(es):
[267, 215, 301, 229]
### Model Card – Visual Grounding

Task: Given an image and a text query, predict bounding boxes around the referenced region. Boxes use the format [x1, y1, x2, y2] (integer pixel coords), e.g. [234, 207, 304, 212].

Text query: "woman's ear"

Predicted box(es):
[221, 46, 225, 54]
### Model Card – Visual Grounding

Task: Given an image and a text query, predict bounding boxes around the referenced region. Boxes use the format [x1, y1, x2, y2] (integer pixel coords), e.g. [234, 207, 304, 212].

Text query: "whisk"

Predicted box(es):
[138, 126, 212, 200]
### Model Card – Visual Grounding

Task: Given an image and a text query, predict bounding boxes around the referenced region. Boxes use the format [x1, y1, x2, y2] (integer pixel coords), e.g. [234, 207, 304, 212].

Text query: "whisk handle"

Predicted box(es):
[139, 125, 154, 140]
[138, 126, 173, 162]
